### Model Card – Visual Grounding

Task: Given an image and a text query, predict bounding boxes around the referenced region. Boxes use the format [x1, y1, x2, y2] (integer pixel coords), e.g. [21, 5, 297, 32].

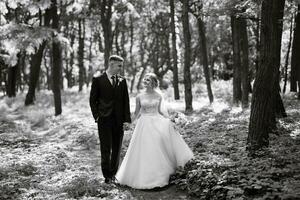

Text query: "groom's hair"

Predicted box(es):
[109, 55, 124, 62]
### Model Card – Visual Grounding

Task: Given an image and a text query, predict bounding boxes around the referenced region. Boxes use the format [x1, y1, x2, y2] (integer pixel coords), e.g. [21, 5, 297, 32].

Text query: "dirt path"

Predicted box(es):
[0, 92, 195, 200]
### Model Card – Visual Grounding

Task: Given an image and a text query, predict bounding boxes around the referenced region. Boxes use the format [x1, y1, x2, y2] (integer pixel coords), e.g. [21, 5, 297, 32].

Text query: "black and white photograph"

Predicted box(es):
[0, 0, 300, 199]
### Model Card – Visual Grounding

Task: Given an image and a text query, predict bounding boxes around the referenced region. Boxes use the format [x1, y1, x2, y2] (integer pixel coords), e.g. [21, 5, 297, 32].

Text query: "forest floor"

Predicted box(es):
[0, 81, 299, 200]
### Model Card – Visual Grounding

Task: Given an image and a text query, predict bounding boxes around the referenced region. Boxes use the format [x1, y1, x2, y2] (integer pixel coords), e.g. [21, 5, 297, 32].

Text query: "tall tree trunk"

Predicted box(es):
[21, 54, 28, 87]
[130, 74, 136, 93]
[51, 0, 62, 116]
[25, 42, 46, 105]
[7, 52, 24, 97]
[100, 0, 113, 69]
[182, 0, 193, 112]
[87, 36, 93, 88]
[78, 18, 86, 91]
[290, 5, 300, 93]
[197, 17, 214, 104]
[0, 58, 4, 95]
[169, 0, 180, 100]
[137, 66, 147, 91]
[129, 15, 134, 78]
[231, 16, 242, 105]
[17, 52, 26, 92]
[44, 50, 52, 90]
[273, 0, 286, 120]
[137, 34, 147, 91]
[283, 15, 294, 93]
[68, 25, 75, 88]
[255, 14, 260, 73]
[25, 9, 51, 105]
[114, 20, 120, 55]
[240, 18, 250, 109]
[6, 65, 18, 97]
[248, 0, 285, 152]
[120, 18, 127, 60]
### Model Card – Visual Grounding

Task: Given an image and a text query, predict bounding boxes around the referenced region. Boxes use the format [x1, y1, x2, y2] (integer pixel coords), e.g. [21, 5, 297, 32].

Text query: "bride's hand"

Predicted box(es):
[123, 122, 131, 131]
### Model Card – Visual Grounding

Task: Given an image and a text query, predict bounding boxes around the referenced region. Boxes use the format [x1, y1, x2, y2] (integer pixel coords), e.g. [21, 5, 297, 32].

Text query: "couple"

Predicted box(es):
[89, 55, 193, 189]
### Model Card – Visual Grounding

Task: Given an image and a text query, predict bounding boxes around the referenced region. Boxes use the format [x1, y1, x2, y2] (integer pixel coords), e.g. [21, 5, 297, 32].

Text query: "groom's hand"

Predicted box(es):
[123, 122, 130, 131]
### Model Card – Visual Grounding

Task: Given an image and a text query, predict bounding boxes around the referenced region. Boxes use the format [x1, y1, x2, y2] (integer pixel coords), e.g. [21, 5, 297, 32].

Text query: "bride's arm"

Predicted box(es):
[158, 96, 168, 118]
[131, 95, 141, 121]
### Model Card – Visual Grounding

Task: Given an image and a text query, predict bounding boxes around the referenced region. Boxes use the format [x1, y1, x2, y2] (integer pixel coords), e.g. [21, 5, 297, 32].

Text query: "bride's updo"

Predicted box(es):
[144, 73, 158, 88]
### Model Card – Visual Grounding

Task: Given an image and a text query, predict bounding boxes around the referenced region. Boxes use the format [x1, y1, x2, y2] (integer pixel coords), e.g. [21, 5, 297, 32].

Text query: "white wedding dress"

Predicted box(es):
[115, 96, 194, 189]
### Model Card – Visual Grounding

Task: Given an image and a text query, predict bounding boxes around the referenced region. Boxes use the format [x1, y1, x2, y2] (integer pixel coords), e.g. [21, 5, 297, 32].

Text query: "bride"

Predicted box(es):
[115, 73, 193, 189]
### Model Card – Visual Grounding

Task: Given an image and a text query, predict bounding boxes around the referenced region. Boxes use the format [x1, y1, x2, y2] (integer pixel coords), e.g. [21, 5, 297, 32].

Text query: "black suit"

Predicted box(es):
[89, 72, 131, 179]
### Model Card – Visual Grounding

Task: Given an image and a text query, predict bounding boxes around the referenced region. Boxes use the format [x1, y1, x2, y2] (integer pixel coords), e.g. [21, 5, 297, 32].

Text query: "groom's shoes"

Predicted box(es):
[104, 178, 112, 184]
[111, 176, 117, 184]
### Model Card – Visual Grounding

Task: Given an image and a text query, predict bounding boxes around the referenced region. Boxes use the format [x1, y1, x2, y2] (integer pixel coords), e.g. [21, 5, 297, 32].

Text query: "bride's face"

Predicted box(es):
[143, 76, 152, 88]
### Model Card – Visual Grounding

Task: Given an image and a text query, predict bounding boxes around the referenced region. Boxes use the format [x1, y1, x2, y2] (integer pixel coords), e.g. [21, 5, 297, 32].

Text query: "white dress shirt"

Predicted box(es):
[106, 71, 114, 86]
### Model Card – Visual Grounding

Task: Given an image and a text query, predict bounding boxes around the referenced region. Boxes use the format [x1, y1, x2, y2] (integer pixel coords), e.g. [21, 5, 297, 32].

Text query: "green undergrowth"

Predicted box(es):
[170, 97, 300, 200]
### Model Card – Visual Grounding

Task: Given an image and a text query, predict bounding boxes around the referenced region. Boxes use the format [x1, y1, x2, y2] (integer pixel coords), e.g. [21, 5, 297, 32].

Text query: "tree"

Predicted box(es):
[169, 0, 180, 100]
[182, 0, 193, 112]
[248, 0, 285, 152]
[231, 14, 249, 108]
[25, 8, 51, 105]
[6, 57, 18, 97]
[78, 18, 86, 92]
[187, 1, 214, 104]
[283, 14, 294, 94]
[290, 4, 300, 99]
[197, 18, 214, 104]
[101, 0, 113, 69]
[51, 0, 62, 116]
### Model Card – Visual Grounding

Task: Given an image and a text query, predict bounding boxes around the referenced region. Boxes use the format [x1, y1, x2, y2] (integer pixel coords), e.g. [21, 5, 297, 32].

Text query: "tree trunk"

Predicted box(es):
[137, 34, 147, 91]
[182, 0, 193, 112]
[51, 0, 62, 116]
[114, 20, 120, 55]
[231, 16, 249, 108]
[197, 17, 214, 104]
[67, 25, 75, 88]
[0, 58, 4, 95]
[87, 36, 93, 88]
[169, 0, 180, 100]
[240, 18, 250, 109]
[100, 0, 113, 69]
[25, 42, 46, 105]
[129, 15, 134, 78]
[25, 8, 51, 105]
[290, 5, 300, 93]
[248, 0, 285, 152]
[44, 50, 52, 90]
[130, 74, 136, 94]
[137, 66, 147, 91]
[255, 14, 260, 73]
[17, 52, 26, 92]
[283, 15, 294, 93]
[78, 18, 86, 91]
[6, 65, 18, 97]
[231, 16, 242, 105]
[273, 0, 286, 119]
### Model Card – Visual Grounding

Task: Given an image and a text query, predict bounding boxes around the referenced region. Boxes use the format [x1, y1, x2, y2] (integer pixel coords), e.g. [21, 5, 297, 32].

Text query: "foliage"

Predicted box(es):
[170, 94, 300, 199]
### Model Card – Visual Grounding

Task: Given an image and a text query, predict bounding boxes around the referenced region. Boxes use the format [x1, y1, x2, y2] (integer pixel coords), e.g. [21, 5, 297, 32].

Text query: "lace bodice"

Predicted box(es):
[139, 96, 160, 115]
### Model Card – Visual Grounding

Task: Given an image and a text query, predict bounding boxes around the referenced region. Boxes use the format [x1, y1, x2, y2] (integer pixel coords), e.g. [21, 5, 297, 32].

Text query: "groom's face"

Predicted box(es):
[109, 60, 123, 75]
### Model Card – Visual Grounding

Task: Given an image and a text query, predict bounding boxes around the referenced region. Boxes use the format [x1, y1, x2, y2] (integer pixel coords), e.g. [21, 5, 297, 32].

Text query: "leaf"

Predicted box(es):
[7, 1, 17, 9]
[0, 2, 8, 15]
[27, 4, 39, 15]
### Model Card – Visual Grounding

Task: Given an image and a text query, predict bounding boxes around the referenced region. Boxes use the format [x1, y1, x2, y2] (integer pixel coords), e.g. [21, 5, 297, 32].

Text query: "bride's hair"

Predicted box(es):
[145, 73, 158, 88]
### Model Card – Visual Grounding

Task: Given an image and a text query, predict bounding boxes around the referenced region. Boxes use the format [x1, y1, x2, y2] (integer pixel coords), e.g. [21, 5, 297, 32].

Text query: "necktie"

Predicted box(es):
[111, 75, 116, 87]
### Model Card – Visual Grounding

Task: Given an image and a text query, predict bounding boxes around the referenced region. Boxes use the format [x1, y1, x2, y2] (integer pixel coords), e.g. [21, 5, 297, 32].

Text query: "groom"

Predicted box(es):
[89, 55, 131, 184]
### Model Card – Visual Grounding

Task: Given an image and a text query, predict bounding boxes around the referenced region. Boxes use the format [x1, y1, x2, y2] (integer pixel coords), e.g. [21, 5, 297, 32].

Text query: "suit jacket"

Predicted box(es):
[89, 72, 131, 125]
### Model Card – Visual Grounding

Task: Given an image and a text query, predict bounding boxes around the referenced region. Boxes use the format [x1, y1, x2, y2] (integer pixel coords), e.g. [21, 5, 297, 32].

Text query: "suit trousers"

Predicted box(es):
[97, 114, 123, 179]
